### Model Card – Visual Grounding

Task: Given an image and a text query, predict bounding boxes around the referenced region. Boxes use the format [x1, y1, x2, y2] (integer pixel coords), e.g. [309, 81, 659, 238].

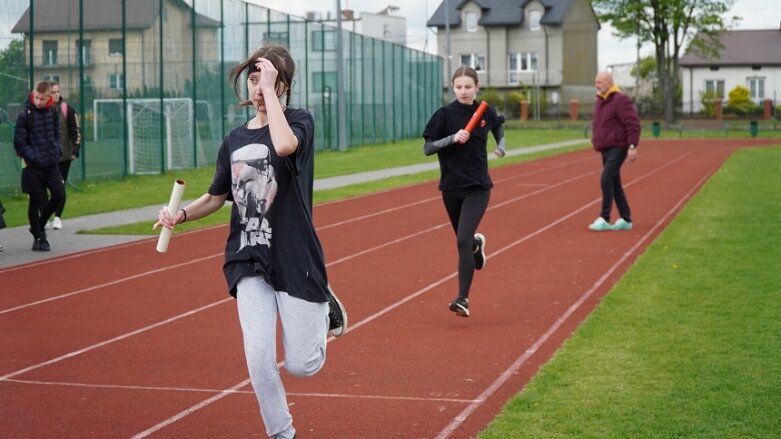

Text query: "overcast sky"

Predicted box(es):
[252, 0, 780, 70]
[2, 0, 778, 68]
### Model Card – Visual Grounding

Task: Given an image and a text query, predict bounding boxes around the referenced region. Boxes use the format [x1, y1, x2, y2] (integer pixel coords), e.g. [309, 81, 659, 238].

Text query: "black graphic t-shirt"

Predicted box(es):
[422, 100, 500, 192]
[208, 108, 329, 303]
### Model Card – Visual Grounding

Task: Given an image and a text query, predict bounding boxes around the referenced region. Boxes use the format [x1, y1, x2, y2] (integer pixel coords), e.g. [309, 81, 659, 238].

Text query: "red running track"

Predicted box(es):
[1, 139, 774, 438]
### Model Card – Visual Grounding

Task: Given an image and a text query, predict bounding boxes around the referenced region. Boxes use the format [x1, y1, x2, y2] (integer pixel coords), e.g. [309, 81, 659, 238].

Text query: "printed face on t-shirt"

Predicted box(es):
[231, 143, 278, 251]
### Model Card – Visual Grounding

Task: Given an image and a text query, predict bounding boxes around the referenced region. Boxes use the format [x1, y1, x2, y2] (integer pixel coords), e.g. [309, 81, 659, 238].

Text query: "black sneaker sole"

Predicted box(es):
[449, 301, 470, 317]
[327, 285, 348, 337]
[474, 233, 486, 270]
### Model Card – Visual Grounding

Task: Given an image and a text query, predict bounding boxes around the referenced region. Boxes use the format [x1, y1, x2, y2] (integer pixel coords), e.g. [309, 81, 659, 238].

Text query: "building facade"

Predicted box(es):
[427, 0, 599, 104]
[12, 0, 220, 97]
[679, 28, 781, 114]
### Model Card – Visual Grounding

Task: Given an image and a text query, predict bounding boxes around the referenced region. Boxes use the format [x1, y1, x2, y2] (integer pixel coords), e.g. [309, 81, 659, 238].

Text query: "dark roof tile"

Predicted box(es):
[680, 30, 781, 66]
[427, 0, 574, 28]
[12, 0, 220, 33]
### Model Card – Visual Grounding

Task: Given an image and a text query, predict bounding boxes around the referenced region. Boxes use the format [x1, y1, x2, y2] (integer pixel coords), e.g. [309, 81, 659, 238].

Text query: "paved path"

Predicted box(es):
[0, 139, 584, 268]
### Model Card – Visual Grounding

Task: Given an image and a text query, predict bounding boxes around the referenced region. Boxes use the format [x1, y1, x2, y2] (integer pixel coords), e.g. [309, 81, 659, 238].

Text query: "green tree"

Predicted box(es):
[590, 0, 738, 126]
[0, 39, 28, 109]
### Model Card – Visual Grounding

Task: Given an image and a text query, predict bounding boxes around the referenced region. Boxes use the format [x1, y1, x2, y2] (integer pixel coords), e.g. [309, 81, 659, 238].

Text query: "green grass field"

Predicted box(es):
[478, 145, 781, 438]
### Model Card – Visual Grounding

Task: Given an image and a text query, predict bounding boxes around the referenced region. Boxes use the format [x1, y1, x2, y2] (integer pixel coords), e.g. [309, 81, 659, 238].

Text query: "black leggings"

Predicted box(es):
[21, 166, 65, 238]
[442, 188, 490, 298]
[55, 160, 72, 217]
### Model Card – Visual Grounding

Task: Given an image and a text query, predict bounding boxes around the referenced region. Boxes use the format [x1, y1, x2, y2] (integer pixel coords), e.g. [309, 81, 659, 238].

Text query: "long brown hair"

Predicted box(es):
[228, 44, 296, 109]
[451, 65, 479, 86]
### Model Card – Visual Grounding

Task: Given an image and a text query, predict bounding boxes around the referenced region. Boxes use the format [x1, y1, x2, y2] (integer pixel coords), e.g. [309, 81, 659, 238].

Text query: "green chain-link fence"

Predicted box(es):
[0, 0, 442, 195]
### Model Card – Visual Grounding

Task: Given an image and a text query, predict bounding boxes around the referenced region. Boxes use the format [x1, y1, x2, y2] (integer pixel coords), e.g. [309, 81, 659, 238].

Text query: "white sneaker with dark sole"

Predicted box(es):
[474, 233, 486, 270]
[449, 297, 470, 317]
[327, 285, 348, 337]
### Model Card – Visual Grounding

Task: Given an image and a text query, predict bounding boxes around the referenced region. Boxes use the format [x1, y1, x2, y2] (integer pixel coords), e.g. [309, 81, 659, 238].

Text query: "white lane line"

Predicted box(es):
[435, 152, 717, 438]
[0, 299, 232, 381]
[0, 254, 221, 315]
[5, 379, 478, 404]
[132, 150, 696, 437]
[1, 157, 603, 313]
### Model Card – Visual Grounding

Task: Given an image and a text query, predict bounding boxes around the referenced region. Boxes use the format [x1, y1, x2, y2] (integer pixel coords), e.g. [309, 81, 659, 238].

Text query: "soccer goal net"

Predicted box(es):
[93, 98, 211, 174]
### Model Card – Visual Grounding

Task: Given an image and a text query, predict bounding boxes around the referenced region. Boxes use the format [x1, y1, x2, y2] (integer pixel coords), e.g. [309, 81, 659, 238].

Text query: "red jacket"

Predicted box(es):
[591, 87, 641, 152]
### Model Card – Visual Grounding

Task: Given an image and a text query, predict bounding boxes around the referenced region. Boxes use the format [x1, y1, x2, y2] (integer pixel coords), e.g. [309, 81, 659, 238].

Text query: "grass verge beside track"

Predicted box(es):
[478, 145, 781, 438]
[0, 129, 586, 231]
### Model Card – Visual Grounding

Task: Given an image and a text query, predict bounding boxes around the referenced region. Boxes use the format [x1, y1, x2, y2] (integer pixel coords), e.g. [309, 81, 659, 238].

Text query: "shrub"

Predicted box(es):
[698, 90, 719, 117]
[727, 85, 751, 107]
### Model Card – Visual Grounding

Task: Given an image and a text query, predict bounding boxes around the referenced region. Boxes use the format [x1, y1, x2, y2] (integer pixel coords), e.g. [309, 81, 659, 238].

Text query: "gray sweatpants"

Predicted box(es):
[236, 276, 329, 439]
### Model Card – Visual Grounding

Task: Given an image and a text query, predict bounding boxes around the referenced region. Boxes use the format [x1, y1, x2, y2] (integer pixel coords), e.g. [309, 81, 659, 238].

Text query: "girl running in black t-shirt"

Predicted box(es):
[154, 44, 346, 439]
[422, 65, 506, 317]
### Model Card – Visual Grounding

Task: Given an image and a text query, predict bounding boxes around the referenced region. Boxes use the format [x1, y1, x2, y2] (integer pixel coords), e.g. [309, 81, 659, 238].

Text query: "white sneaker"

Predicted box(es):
[588, 217, 611, 231]
[610, 218, 633, 231]
[52, 216, 63, 230]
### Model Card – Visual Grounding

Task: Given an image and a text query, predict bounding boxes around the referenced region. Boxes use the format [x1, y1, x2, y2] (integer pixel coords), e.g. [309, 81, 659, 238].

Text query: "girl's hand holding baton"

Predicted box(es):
[153, 179, 186, 253]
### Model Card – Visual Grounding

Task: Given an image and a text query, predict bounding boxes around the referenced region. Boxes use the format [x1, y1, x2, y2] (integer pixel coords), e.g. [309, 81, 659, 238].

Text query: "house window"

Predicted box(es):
[529, 10, 542, 31]
[313, 71, 337, 93]
[108, 73, 124, 90]
[109, 39, 124, 57]
[747, 78, 765, 100]
[508, 52, 538, 82]
[77, 39, 92, 65]
[460, 53, 486, 72]
[704, 79, 724, 98]
[42, 74, 60, 83]
[42, 40, 57, 66]
[264, 31, 289, 46]
[465, 12, 478, 32]
[312, 30, 336, 51]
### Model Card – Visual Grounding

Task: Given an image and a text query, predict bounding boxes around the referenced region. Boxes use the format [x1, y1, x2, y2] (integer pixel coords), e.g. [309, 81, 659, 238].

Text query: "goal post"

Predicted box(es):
[93, 98, 210, 174]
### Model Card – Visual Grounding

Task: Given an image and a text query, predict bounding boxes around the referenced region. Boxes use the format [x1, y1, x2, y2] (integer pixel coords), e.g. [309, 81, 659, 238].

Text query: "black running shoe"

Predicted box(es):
[32, 236, 51, 252]
[327, 285, 348, 337]
[473, 233, 486, 270]
[449, 297, 470, 317]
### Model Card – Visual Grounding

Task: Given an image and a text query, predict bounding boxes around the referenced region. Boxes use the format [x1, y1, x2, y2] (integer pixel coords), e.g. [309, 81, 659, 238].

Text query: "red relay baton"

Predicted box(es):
[464, 101, 489, 133]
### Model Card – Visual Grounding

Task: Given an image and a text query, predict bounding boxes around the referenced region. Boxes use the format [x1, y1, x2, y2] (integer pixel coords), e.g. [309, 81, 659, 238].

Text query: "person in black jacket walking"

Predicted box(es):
[14, 81, 65, 251]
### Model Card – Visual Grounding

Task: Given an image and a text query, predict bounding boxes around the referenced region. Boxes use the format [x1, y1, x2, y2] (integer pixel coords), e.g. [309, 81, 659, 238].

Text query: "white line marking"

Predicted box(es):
[0, 254, 221, 315]
[5, 378, 478, 403]
[0, 299, 231, 381]
[1, 157, 602, 313]
[435, 153, 718, 438]
[132, 150, 697, 437]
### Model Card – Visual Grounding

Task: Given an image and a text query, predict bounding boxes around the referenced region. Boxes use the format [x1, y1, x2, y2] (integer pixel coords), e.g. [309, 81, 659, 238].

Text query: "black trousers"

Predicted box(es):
[21, 165, 65, 238]
[599, 147, 631, 223]
[442, 187, 490, 299]
[55, 160, 73, 217]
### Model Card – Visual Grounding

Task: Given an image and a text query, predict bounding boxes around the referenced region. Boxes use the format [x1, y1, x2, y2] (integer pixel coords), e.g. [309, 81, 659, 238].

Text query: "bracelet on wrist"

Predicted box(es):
[179, 208, 187, 223]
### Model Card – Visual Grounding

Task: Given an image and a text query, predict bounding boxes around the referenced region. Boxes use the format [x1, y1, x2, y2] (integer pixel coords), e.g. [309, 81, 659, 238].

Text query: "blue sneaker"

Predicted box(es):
[588, 217, 610, 231]
[611, 218, 633, 231]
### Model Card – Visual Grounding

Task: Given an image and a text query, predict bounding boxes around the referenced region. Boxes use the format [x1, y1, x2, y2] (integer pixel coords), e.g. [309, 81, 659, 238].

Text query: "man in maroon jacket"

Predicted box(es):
[589, 71, 641, 231]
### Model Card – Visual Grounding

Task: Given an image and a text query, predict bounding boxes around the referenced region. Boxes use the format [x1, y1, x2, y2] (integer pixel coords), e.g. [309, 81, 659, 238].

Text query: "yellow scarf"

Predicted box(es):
[597, 84, 621, 100]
